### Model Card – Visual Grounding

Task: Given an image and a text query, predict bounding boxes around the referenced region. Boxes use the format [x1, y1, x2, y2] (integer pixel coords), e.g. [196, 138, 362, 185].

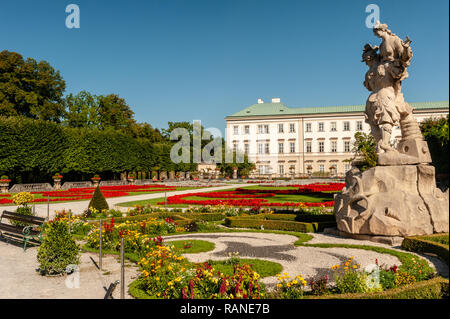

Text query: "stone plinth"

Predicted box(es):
[334, 164, 449, 237]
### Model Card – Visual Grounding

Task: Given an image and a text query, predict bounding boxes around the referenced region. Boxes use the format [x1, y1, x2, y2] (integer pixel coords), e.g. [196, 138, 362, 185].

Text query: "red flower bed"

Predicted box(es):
[0, 198, 12, 204]
[157, 183, 342, 208]
[0, 184, 179, 205]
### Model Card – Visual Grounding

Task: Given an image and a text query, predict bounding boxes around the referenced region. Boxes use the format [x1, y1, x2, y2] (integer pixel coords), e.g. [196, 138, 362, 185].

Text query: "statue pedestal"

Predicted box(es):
[334, 164, 449, 237]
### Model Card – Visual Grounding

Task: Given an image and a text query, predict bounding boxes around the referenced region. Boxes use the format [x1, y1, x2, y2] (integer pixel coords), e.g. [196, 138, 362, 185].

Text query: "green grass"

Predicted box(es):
[165, 239, 215, 254]
[203, 259, 283, 278]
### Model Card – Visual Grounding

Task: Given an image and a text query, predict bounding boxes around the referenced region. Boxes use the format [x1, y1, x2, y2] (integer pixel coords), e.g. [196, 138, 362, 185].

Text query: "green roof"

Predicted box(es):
[227, 101, 449, 118]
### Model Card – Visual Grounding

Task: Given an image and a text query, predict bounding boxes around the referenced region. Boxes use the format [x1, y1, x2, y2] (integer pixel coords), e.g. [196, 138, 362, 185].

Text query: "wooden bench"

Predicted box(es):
[0, 210, 46, 251]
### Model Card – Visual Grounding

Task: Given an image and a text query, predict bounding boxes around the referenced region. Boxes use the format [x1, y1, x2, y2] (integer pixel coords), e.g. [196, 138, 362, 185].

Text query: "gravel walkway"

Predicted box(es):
[0, 238, 139, 299]
[164, 232, 448, 288]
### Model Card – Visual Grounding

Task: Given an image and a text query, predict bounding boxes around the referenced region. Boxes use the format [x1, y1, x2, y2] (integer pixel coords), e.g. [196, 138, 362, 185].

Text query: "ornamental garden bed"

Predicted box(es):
[0, 185, 203, 205]
[25, 208, 447, 300]
[118, 183, 343, 209]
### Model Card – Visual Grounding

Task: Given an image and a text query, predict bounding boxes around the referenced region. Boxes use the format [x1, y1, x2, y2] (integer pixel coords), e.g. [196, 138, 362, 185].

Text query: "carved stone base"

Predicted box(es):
[323, 227, 404, 246]
[334, 164, 449, 237]
[378, 139, 432, 166]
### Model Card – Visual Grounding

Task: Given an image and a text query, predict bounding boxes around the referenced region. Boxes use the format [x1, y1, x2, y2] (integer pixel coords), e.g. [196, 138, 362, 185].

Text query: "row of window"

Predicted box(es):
[232, 120, 364, 135]
[233, 142, 297, 154]
[233, 140, 352, 154]
[233, 123, 296, 135]
[257, 163, 352, 175]
[306, 140, 352, 153]
[305, 121, 363, 133]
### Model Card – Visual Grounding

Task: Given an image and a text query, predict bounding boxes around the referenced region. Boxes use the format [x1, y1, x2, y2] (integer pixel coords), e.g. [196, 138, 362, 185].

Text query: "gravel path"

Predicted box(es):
[0, 238, 139, 299]
[1, 184, 241, 220]
[164, 232, 448, 288]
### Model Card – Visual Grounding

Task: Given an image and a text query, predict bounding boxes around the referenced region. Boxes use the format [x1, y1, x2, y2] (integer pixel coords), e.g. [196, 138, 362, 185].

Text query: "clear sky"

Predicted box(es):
[1, 0, 448, 133]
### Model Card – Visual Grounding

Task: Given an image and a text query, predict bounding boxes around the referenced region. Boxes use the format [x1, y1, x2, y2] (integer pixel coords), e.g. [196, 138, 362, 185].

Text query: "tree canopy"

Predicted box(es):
[0, 50, 66, 121]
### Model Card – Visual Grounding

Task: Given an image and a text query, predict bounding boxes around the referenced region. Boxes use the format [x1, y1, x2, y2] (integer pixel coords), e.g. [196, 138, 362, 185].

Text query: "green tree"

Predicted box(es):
[97, 94, 135, 130]
[88, 186, 109, 212]
[0, 50, 66, 121]
[37, 221, 80, 275]
[350, 132, 378, 171]
[63, 91, 100, 128]
[420, 115, 449, 174]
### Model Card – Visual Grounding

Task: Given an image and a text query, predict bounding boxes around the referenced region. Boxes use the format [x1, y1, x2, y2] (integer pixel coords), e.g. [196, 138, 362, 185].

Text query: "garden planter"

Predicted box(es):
[0, 181, 10, 193]
[53, 178, 62, 190]
[91, 178, 101, 187]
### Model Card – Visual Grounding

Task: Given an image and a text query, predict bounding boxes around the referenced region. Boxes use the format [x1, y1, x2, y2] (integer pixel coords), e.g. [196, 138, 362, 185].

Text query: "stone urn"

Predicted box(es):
[91, 175, 101, 187]
[232, 167, 238, 179]
[128, 175, 136, 184]
[0, 176, 10, 193]
[52, 174, 63, 190]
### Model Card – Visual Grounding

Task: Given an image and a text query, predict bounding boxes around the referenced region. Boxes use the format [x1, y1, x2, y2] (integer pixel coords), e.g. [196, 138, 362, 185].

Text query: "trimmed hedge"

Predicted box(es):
[402, 234, 449, 265]
[239, 213, 336, 223]
[224, 217, 335, 233]
[307, 277, 449, 299]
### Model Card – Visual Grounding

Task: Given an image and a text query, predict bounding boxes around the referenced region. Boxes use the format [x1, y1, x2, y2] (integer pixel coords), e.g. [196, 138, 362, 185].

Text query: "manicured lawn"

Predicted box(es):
[165, 239, 215, 254]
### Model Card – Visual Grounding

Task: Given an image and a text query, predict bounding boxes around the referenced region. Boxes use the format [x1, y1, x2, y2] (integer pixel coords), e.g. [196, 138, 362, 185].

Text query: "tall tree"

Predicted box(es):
[97, 94, 135, 130]
[0, 50, 66, 121]
[63, 91, 100, 128]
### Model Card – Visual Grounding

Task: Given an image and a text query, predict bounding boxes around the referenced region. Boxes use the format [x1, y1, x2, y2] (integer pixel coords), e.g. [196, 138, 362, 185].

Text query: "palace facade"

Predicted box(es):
[225, 98, 449, 178]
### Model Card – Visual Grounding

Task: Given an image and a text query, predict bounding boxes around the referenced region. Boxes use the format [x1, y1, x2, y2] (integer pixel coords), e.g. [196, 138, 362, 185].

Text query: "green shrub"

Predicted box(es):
[307, 277, 448, 299]
[11, 206, 34, 227]
[224, 217, 335, 233]
[88, 186, 109, 212]
[379, 269, 397, 290]
[335, 271, 371, 294]
[184, 220, 199, 232]
[402, 235, 449, 265]
[37, 221, 80, 275]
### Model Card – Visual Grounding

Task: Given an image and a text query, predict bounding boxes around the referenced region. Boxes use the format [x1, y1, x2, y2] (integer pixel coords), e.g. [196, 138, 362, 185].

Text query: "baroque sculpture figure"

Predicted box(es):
[334, 23, 449, 239]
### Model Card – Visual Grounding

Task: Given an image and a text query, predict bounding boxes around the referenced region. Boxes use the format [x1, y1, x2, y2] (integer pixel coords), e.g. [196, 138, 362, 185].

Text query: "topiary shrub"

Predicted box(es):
[11, 192, 35, 227]
[37, 221, 80, 275]
[88, 186, 109, 212]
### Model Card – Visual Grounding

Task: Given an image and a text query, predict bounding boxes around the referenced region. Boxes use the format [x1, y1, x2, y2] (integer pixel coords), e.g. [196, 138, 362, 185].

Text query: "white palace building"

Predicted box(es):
[225, 98, 449, 178]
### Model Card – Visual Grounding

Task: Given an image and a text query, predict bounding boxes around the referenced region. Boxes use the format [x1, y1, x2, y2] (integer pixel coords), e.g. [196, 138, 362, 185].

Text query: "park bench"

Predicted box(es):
[0, 210, 46, 251]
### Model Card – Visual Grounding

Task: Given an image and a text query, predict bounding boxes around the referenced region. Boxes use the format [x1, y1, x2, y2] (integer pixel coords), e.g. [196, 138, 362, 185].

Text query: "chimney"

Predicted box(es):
[272, 97, 281, 103]
[257, 98, 264, 104]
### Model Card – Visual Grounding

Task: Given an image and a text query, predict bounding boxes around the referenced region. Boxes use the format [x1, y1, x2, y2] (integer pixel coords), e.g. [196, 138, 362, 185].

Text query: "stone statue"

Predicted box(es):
[334, 23, 449, 239]
[362, 22, 430, 165]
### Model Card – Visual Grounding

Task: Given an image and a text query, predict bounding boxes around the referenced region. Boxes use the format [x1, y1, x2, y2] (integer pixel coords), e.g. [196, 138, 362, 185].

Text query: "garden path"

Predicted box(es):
[0, 238, 139, 299]
[1, 184, 242, 220]
[163, 232, 449, 288]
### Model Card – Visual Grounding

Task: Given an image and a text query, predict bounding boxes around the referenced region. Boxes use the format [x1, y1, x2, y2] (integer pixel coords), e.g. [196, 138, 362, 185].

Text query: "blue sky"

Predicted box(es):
[1, 0, 448, 132]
